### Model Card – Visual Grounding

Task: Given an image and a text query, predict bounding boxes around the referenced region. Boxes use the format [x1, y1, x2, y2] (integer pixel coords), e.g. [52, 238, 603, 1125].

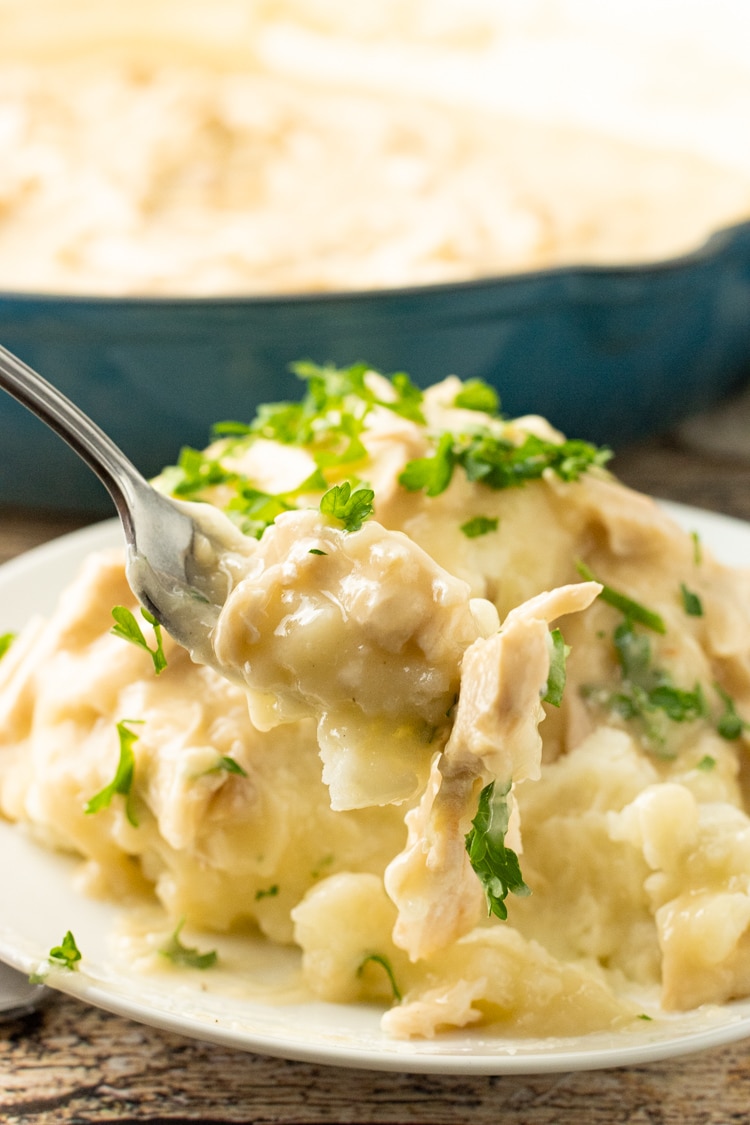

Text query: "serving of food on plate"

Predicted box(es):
[3, 362, 750, 1062]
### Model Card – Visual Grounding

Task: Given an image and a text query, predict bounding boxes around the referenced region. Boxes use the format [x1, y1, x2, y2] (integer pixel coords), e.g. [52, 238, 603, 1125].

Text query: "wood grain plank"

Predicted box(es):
[1, 994, 749, 1125]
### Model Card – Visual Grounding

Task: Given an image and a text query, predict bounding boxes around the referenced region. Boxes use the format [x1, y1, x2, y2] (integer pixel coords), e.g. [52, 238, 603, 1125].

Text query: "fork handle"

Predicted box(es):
[0, 344, 144, 536]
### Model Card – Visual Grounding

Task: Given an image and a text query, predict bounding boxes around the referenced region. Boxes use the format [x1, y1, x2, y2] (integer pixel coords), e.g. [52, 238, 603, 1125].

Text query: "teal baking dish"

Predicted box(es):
[2, 218, 750, 514]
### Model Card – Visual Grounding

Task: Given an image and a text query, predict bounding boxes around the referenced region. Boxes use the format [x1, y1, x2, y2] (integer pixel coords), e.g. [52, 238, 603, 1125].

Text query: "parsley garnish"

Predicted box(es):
[245, 362, 424, 458]
[0, 632, 15, 660]
[691, 531, 703, 566]
[715, 685, 749, 740]
[400, 432, 610, 498]
[398, 431, 455, 497]
[582, 617, 740, 755]
[697, 755, 716, 771]
[357, 953, 402, 1002]
[543, 629, 568, 707]
[203, 755, 248, 778]
[310, 854, 335, 880]
[254, 884, 279, 900]
[606, 619, 706, 751]
[465, 781, 530, 920]
[159, 919, 217, 970]
[576, 562, 666, 634]
[453, 379, 500, 415]
[680, 583, 703, 617]
[111, 606, 167, 674]
[460, 515, 499, 539]
[162, 446, 240, 498]
[49, 930, 82, 971]
[319, 482, 375, 532]
[388, 372, 426, 423]
[31, 930, 83, 982]
[84, 719, 141, 827]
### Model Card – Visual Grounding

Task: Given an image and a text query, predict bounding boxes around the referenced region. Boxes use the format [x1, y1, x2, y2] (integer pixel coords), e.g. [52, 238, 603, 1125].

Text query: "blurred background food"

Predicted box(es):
[1, 0, 750, 511]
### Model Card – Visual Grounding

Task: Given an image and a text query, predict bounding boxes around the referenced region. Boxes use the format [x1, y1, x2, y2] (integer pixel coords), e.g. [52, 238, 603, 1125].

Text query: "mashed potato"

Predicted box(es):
[1, 0, 750, 294]
[2, 364, 750, 1040]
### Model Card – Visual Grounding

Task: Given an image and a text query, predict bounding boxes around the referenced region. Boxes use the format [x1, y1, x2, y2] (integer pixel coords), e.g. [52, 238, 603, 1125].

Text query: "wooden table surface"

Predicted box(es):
[2, 429, 750, 1125]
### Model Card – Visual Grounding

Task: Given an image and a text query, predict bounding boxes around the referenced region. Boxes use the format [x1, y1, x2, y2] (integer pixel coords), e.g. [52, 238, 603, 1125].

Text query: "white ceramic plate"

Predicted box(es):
[3, 505, 750, 1075]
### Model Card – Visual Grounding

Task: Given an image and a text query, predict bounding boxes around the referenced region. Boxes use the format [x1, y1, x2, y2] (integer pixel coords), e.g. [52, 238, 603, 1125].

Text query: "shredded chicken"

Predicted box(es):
[385, 582, 600, 961]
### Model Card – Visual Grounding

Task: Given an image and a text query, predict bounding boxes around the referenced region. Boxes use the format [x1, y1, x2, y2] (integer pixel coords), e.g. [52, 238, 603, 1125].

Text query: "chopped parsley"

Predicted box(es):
[159, 919, 217, 970]
[156, 363, 610, 546]
[30, 930, 82, 982]
[583, 608, 748, 753]
[715, 685, 749, 741]
[453, 379, 500, 415]
[460, 515, 499, 539]
[239, 361, 424, 459]
[691, 530, 703, 566]
[398, 431, 456, 497]
[49, 930, 82, 971]
[400, 431, 611, 498]
[543, 628, 568, 708]
[84, 719, 141, 827]
[357, 953, 402, 1002]
[0, 632, 15, 660]
[583, 618, 707, 755]
[310, 854, 335, 880]
[697, 755, 717, 771]
[111, 606, 167, 674]
[319, 482, 375, 532]
[680, 583, 703, 617]
[576, 562, 666, 634]
[203, 755, 248, 778]
[465, 780, 530, 921]
[254, 884, 279, 901]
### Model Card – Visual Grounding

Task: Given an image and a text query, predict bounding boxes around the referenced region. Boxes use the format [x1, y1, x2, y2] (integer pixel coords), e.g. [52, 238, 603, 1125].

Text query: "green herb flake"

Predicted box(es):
[543, 628, 569, 708]
[310, 854, 335, 879]
[254, 884, 280, 901]
[715, 685, 749, 741]
[691, 531, 703, 566]
[465, 780, 530, 921]
[111, 605, 167, 674]
[50, 930, 82, 970]
[576, 562, 666, 634]
[308, 548, 327, 556]
[460, 515, 499, 539]
[582, 618, 710, 754]
[159, 919, 217, 970]
[680, 583, 703, 617]
[31, 929, 83, 983]
[387, 372, 426, 424]
[0, 632, 15, 660]
[203, 755, 248, 778]
[697, 755, 716, 771]
[168, 446, 240, 498]
[357, 953, 402, 1002]
[84, 719, 141, 827]
[251, 361, 424, 459]
[398, 431, 456, 497]
[460, 432, 611, 490]
[453, 379, 500, 416]
[401, 431, 610, 499]
[319, 482, 375, 532]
